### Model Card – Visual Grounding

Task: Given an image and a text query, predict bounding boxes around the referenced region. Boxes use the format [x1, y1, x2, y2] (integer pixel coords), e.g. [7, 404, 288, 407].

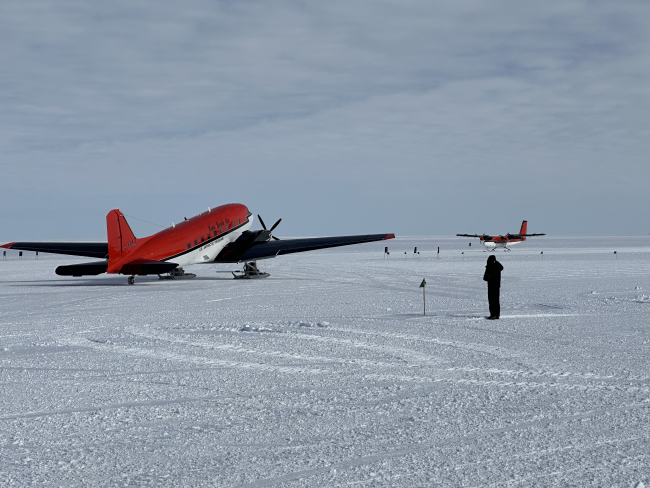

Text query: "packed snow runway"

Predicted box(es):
[1, 236, 648, 487]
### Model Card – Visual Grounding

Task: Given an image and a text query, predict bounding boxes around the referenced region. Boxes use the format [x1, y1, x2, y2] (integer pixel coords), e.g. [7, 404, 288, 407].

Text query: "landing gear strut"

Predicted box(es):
[127, 275, 135, 285]
[232, 261, 270, 279]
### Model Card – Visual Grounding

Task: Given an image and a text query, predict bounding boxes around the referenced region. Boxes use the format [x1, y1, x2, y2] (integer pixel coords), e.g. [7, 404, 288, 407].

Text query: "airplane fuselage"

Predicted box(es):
[107, 203, 253, 273]
[480, 238, 524, 250]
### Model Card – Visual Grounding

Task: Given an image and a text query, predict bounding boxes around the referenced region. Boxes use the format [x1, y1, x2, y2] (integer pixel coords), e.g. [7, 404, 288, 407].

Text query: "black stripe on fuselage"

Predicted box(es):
[161, 216, 250, 262]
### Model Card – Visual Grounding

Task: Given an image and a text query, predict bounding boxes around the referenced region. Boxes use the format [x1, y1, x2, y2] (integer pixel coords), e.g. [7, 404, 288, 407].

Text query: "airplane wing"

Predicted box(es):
[215, 233, 395, 263]
[456, 234, 481, 238]
[506, 233, 546, 238]
[1, 242, 108, 259]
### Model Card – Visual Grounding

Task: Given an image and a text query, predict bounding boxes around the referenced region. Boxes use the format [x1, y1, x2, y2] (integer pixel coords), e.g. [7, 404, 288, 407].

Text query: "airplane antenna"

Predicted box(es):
[122, 213, 166, 229]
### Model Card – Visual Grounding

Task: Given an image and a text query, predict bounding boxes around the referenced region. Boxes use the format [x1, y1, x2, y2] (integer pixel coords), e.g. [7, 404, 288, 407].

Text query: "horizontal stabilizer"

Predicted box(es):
[119, 261, 178, 276]
[56, 261, 109, 276]
[2, 242, 108, 259]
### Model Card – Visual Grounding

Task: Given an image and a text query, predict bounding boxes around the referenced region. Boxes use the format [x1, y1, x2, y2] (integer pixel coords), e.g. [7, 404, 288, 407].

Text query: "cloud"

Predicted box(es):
[1, 0, 648, 237]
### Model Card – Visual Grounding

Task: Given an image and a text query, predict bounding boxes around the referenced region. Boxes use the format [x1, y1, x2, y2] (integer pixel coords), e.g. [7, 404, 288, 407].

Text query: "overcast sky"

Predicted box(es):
[1, 0, 648, 239]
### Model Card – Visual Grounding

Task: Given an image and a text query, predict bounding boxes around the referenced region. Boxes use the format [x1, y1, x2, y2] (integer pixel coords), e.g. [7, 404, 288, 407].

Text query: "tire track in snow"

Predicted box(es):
[126, 329, 413, 370]
[446, 365, 650, 383]
[65, 336, 329, 375]
[360, 373, 650, 394]
[0, 380, 411, 421]
[323, 327, 650, 383]
[239, 402, 650, 488]
[479, 454, 648, 487]
[325, 326, 522, 361]
[121, 328, 649, 390]
[455, 434, 644, 485]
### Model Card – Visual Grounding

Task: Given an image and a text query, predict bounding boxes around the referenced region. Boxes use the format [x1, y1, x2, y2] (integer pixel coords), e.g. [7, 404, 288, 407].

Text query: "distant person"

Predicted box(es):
[483, 255, 503, 319]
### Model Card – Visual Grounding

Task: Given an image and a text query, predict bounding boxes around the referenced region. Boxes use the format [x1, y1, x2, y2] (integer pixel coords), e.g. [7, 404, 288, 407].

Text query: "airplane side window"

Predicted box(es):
[238, 219, 241, 224]
[213, 231, 217, 237]
[206, 234, 210, 240]
[187, 243, 191, 249]
[194, 240, 198, 246]
[201, 237, 204, 242]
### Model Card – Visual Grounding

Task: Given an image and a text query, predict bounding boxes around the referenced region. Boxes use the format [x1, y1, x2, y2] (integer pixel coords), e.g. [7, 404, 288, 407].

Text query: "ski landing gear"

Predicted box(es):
[232, 261, 269, 279]
[158, 267, 196, 280]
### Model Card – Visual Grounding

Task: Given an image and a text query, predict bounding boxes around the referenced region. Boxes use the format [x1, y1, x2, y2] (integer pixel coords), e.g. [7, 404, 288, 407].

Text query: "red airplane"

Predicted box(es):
[456, 220, 545, 251]
[2, 204, 395, 284]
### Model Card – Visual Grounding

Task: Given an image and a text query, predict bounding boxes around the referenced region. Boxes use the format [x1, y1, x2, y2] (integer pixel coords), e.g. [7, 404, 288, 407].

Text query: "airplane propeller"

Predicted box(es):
[258, 215, 281, 241]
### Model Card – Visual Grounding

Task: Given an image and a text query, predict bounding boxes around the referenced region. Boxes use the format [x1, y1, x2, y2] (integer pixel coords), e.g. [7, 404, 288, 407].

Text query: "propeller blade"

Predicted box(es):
[270, 218, 282, 232]
[258, 215, 267, 230]
[272, 236, 280, 241]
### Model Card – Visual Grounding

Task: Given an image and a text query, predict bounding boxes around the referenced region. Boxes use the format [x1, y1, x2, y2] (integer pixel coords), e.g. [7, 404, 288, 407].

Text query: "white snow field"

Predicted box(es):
[1, 236, 648, 487]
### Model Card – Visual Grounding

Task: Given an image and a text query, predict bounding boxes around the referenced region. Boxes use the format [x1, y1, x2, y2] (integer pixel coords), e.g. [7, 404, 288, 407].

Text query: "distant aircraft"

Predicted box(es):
[456, 220, 545, 251]
[1, 204, 394, 284]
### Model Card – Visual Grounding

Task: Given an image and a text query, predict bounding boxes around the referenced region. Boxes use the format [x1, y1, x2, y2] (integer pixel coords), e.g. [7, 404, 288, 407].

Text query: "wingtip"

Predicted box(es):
[1, 242, 16, 249]
[384, 233, 396, 240]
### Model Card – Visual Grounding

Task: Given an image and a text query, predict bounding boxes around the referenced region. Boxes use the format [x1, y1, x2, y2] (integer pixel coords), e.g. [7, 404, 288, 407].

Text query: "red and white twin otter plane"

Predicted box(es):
[457, 220, 545, 251]
[2, 204, 395, 284]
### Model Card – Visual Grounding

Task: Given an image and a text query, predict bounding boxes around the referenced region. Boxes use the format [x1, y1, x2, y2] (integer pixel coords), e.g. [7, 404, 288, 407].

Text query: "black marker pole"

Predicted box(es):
[420, 278, 426, 316]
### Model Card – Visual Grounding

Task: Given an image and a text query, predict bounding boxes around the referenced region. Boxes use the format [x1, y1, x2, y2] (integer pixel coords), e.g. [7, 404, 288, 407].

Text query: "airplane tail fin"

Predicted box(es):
[519, 220, 528, 236]
[107, 209, 138, 262]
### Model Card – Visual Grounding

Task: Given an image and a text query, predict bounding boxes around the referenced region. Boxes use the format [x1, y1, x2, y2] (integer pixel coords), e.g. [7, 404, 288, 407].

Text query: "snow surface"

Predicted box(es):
[1, 236, 648, 487]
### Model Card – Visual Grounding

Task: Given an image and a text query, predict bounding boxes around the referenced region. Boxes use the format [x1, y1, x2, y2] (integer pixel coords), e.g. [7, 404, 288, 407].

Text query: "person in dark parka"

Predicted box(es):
[483, 255, 503, 319]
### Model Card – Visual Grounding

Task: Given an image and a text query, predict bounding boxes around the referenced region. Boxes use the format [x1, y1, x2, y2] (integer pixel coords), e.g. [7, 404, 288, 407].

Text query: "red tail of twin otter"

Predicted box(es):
[519, 220, 527, 239]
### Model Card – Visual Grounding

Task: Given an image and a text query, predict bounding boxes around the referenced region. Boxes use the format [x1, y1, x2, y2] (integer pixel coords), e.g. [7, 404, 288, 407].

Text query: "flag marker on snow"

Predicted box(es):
[420, 278, 427, 316]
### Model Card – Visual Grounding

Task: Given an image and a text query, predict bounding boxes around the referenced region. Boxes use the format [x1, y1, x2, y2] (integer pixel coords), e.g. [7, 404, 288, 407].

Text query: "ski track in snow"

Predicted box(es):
[0, 236, 649, 487]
